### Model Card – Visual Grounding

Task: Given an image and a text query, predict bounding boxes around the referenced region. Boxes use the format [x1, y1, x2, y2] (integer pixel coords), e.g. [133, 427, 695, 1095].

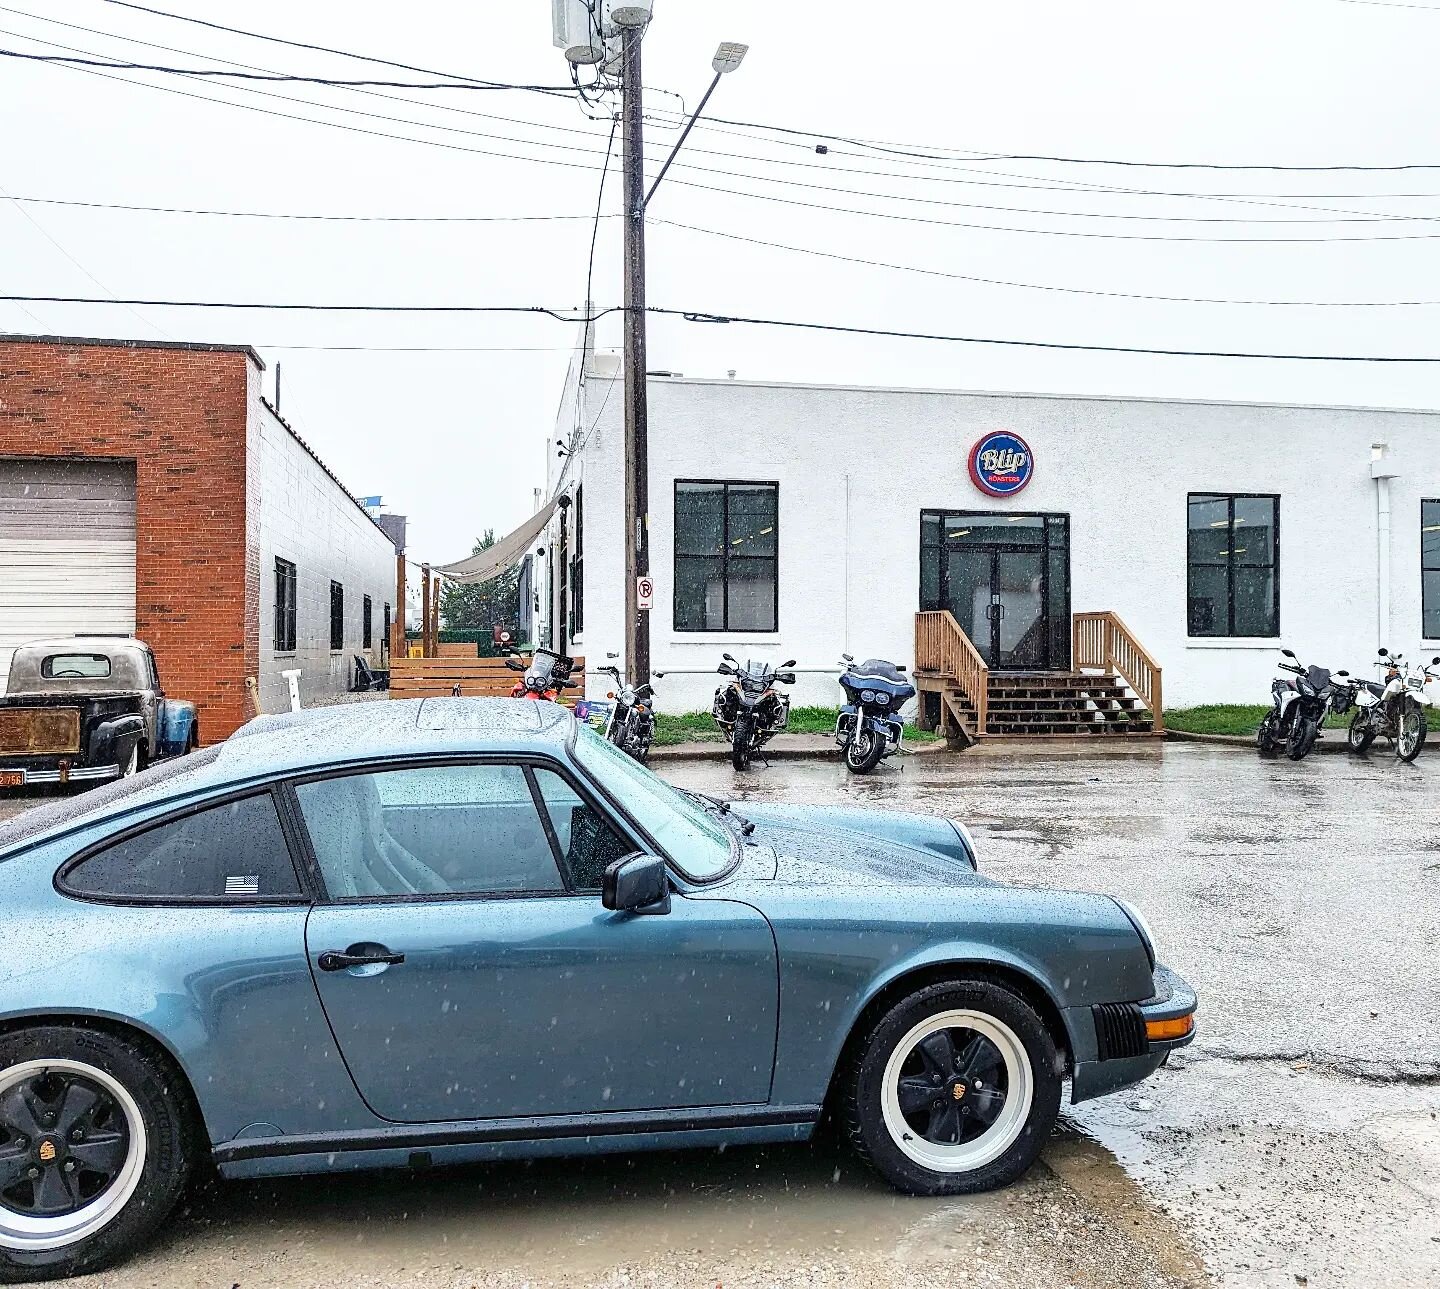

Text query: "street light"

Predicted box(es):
[645, 42, 749, 209]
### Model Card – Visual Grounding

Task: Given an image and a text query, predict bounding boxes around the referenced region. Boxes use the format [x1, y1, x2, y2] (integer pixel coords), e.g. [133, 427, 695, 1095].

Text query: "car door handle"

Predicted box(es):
[318, 948, 406, 971]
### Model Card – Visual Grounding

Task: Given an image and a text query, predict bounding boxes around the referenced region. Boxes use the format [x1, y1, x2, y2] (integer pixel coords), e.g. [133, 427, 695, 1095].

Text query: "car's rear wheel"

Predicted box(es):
[842, 981, 1060, 1196]
[0, 1028, 193, 1283]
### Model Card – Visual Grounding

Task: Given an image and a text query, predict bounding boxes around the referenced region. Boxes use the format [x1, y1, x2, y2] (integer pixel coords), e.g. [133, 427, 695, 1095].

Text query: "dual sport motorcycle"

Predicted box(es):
[1343, 647, 1435, 763]
[834, 654, 916, 774]
[503, 648, 579, 701]
[713, 654, 795, 771]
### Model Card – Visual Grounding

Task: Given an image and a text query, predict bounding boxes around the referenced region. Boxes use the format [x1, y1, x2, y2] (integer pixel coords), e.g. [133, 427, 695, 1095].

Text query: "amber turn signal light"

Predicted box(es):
[607, 691, 616, 699]
[1146, 1014, 1195, 1042]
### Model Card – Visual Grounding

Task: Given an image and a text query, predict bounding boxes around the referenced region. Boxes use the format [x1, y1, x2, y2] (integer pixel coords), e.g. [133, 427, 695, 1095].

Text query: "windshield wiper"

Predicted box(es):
[684, 790, 755, 837]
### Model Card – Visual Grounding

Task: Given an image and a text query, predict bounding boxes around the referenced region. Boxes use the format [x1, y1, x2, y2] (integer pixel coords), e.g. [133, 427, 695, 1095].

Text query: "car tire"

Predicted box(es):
[842, 980, 1061, 1197]
[0, 1027, 195, 1284]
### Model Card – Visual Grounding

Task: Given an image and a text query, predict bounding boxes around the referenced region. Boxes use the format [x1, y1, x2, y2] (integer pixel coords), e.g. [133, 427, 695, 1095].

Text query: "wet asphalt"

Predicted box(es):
[2, 739, 1438, 1288]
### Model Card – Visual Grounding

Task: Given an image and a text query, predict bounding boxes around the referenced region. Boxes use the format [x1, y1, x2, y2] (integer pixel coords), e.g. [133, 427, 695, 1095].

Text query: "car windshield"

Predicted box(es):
[571, 722, 735, 881]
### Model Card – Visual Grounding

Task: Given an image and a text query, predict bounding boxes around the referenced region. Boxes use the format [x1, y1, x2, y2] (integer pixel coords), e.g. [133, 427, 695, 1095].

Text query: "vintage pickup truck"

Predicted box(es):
[0, 637, 198, 788]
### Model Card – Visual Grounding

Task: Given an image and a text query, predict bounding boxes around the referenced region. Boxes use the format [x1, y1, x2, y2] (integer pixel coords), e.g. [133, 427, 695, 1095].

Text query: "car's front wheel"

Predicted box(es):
[0, 1027, 194, 1283]
[842, 980, 1060, 1196]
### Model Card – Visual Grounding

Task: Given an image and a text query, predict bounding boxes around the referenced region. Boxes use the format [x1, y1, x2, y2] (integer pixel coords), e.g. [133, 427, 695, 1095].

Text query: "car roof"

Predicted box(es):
[13, 637, 150, 654]
[0, 699, 577, 859]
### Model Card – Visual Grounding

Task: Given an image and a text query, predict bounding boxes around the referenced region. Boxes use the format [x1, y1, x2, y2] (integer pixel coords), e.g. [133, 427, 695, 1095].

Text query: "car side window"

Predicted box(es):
[63, 793, 302, 902]
[530, 768, 636, 891]
[294, 764, 565, 899]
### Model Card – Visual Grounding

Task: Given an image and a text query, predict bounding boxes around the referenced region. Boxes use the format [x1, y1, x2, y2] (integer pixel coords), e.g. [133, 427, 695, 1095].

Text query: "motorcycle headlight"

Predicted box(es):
[1113, 898, 1157, 971]
[861, 690, 876, 704]
[874, 692, 890, 707]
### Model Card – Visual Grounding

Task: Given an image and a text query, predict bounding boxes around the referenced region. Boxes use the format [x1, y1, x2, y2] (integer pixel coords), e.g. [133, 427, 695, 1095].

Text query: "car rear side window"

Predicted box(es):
[62, 793, 303, 903]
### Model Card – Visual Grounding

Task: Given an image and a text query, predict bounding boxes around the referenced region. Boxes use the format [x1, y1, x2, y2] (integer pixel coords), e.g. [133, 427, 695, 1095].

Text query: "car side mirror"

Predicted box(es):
[1281, 648, 1296, 658]
[603, 854, 670, 914]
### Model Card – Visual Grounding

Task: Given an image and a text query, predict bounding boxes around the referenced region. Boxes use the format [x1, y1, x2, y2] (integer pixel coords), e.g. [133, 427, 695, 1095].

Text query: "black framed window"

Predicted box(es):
[558, 506, 570, 646]
[63, 793, 302, 903]
[330, 580, 344, 652]
[674, 481, 779, 632]
[1187, 494, 1279, 637]
[1423, 501, 1440, 638]
[570, 486, 584, 637]
[383, 602, 392, 657]
[274, 558, 297, 652]
[362, 595, 373, 649]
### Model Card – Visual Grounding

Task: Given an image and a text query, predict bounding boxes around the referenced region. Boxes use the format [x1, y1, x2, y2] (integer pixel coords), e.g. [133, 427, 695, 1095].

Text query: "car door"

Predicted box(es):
[294, 758, 779, 1124]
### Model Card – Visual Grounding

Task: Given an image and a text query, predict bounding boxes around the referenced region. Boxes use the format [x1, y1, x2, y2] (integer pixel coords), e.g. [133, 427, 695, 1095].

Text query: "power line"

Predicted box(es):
[585, 116, 619, 317]
[6, 293, 1440, 361]
[653, 217, 1440, 307]
[97, 0, 587, 95]
[13, 24, 1440, 235]
[1335, 0, 1440, 9]
[0, 46, 581, 90]
[649, 307, 1440, 363]
[4, 195, 610, 223]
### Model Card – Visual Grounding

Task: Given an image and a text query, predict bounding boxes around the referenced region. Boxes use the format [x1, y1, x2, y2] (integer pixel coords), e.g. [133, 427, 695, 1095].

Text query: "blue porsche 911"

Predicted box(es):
[0, 699, 1195, 1281]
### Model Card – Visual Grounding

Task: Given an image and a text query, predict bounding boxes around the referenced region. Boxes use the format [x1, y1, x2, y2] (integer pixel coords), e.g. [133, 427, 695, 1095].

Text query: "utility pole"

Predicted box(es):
[621, 21, 650, 686]
[551, 5, 745, 689]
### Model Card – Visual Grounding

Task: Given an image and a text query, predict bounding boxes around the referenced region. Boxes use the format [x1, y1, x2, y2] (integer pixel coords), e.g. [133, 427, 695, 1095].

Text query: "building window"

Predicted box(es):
[362, 595, 373, 649]
[674, 481, 779, 632]
[558, 506, 570, 646]
[570, 486, 584, 637]
[274, 558, 297, 652]
[1187, 494, 1279, 637]
[1423, 501, 1440, 638]
[383, 602, 392, 657]
[330, 581, 344, 652]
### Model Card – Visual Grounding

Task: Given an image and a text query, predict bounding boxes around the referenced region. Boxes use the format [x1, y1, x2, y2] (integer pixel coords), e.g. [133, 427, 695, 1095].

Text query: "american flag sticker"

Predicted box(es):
[225, 875, 260, 896]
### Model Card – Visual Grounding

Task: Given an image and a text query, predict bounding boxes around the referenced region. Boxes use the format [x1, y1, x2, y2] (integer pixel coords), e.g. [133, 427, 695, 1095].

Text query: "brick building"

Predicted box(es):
[0, 335, 398, 741]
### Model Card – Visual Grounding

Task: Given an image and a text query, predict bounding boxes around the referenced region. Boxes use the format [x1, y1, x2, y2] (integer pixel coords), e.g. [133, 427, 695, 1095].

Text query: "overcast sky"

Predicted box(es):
[3, 0, 1439, 563]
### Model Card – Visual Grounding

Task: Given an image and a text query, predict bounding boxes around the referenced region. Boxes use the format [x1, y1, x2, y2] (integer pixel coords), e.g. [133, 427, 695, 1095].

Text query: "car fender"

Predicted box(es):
[158, 700, 198, 756]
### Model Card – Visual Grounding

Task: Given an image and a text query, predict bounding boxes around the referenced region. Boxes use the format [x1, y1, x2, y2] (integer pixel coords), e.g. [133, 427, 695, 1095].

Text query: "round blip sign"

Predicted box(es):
[968, 431, 1034, 497]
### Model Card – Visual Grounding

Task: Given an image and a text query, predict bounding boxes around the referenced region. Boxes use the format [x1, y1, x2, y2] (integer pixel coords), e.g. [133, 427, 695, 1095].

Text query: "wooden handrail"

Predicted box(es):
[1073, 611, 1164, 733]
[914, 609, 989, 733]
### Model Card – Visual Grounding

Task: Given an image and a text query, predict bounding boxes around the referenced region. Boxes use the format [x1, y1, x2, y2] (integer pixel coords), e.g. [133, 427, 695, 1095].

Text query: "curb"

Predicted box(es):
[649, 739, 951, 764]
[1164, 728, 1352, 754]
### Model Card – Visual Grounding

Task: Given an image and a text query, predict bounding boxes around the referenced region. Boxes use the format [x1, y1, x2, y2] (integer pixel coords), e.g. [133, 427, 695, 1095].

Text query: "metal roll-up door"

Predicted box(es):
[0, 458, 137, 688]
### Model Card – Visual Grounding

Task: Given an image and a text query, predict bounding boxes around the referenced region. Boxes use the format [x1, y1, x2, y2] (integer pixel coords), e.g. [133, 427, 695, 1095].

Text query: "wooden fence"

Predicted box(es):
[388, 655, 585, 704]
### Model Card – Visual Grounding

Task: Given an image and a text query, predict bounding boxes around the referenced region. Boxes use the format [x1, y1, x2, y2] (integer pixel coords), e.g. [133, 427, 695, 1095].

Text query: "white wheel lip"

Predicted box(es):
[879, 1009, 1033, 1174]
[0, 1059, 148, 1254]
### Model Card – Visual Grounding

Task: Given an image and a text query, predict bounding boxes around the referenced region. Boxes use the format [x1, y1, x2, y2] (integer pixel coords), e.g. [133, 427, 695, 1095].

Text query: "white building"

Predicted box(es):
[539, 345, 1440, 717]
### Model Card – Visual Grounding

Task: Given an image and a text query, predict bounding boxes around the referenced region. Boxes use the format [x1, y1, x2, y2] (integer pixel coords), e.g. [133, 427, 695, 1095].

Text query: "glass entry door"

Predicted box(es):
[921, 512, 1070, 670]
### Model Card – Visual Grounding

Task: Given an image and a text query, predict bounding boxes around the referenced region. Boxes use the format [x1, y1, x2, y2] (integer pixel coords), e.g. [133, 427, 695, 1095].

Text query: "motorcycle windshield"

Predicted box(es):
[526, 655, 558, 687]
[1306, 666, 1332, 690]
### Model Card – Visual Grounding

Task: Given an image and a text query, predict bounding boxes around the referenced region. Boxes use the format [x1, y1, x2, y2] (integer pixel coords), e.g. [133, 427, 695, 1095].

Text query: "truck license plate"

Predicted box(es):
[0, 771, 23, 788]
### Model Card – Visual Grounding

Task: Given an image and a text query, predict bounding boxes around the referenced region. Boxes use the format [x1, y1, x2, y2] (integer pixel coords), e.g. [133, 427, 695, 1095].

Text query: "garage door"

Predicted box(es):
[0, 459, 137, 690]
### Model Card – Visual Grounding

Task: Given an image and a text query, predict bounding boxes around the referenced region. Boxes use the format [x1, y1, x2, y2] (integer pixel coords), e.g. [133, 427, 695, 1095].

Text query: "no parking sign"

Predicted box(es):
[637, 576, 654, 611]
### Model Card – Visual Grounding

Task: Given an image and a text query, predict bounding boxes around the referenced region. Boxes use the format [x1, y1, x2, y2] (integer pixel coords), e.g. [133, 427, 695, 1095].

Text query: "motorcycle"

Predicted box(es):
[503, 648, 578, 701]
[598, 654, 663, 763]
[1257, 648, 1348, 762]
[713, 653, 795, 771]
[835, 654, 916, 774]
[1346, 647, 1435, 763]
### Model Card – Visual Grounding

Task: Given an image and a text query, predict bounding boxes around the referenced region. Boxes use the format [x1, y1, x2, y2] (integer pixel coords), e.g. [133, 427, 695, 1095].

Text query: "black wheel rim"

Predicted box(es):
[0, 1072, 131, 1217]
[894, 1025, 1009, 1146]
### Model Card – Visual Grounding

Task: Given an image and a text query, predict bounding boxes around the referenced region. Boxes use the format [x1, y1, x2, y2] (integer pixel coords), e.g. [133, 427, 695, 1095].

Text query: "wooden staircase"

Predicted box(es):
[914, 610, 1164, 746]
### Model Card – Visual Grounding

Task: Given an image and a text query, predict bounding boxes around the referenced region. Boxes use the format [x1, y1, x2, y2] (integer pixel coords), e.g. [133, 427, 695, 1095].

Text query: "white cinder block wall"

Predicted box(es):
[252, 406, 397, 713]
[551, 368, 1440, 714]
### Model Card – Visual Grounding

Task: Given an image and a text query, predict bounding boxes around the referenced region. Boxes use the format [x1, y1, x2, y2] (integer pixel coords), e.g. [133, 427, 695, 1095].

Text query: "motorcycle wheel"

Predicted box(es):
[1347, 710, 1375, 754]
[731, 716, 753, 771]
[1256, 712, 1283, 758]
[1286, 716, 1319, 761]
[845, 727, 886, 774]
[1396, 702, 1428, 763]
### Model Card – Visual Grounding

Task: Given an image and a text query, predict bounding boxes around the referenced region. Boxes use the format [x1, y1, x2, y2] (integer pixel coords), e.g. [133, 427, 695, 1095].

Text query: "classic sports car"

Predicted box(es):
[0, 699, 1195, 1282]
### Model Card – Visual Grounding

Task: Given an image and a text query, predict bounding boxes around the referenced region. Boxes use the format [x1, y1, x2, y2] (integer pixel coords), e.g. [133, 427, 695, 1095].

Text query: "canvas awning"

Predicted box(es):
[436, 498, 560, 585]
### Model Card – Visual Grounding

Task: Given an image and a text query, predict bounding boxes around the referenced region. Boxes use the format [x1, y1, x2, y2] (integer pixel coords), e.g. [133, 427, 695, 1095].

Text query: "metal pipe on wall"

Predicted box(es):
[1372, 443, 1398, 649]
